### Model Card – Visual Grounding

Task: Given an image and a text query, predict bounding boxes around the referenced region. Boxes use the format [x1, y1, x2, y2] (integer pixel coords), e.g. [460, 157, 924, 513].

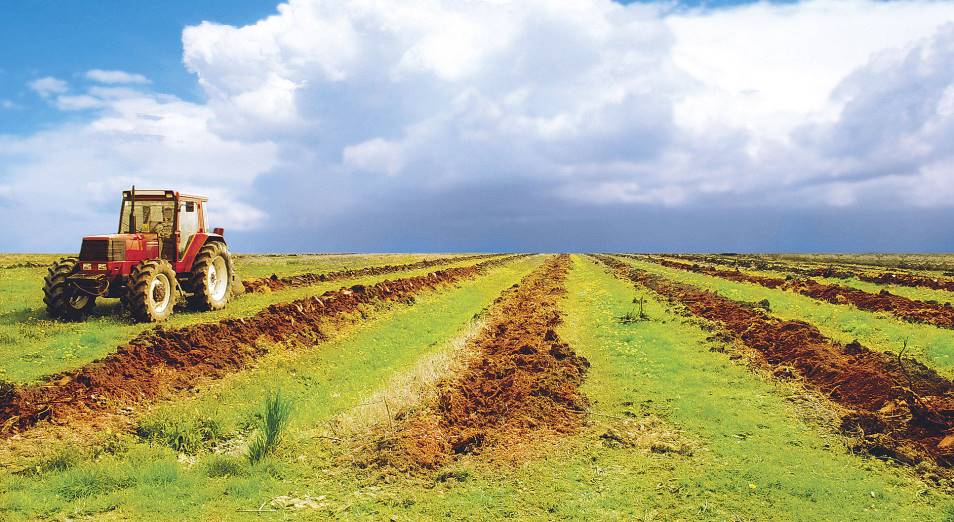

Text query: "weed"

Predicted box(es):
[23, 447, 84, 476]
[247, 391, 292, 464]
[137, 414, 224, 454]
[619, 296, 649, 324]
[204, 455, 248, 478]
[54, 467, 134, 501]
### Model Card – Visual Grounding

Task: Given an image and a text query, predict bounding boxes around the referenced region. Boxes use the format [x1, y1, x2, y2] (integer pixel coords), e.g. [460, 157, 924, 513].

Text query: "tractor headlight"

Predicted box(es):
[82, 263, 92, 271]
[97, 263, 107, 270]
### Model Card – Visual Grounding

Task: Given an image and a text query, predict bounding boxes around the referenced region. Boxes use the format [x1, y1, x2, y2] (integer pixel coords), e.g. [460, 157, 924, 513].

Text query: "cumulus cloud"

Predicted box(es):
[4, 0, 954, 251]
[85, 69, 151, 85]
[0, 86, 278, 250]
[28, 76, 68, 97]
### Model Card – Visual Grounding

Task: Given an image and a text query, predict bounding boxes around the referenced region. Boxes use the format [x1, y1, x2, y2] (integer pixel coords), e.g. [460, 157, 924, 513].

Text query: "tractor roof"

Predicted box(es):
[122, 189, 208, 202]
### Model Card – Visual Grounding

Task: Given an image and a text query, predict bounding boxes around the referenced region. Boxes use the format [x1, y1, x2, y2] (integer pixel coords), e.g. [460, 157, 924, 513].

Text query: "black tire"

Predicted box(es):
[127, 259, 177, 323]
[42, 257, 95, 321]
[187, 242, 233, 311]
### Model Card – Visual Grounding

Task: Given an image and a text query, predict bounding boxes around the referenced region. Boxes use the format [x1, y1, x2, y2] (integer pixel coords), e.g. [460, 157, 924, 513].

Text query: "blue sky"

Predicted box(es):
[1, 0, 953, 252]
[0, 1, 277, 134]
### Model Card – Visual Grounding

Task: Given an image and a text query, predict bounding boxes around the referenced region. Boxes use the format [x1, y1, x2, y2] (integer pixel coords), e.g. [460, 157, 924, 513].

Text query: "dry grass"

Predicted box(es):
[326, 317, 487, 441]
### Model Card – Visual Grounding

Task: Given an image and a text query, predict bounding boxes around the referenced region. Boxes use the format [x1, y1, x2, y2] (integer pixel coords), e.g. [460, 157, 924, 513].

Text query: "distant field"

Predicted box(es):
[0, 253, 952, 520]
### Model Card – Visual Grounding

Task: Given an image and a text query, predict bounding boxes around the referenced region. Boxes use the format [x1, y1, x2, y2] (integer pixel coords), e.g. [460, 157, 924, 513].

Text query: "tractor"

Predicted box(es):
[43, 188, 235, 322]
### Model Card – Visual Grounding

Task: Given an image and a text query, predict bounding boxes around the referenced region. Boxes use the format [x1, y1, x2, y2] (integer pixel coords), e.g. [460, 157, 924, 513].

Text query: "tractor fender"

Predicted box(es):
[175, 233, 226, 273]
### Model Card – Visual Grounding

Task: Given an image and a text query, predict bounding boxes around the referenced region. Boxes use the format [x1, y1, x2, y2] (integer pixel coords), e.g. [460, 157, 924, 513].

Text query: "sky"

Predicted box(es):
[1, 0, 953, 253]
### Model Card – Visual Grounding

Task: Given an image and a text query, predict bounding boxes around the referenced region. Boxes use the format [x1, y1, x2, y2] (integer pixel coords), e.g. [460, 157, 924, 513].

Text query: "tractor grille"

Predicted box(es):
[108, 239, 126, 261]
[79, 239, 108, 261]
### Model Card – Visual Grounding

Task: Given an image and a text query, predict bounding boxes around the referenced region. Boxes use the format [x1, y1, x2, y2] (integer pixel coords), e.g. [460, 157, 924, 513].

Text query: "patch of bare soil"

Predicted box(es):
[639, 256, 954, 329]
[596, 255, 954, 470]
[359, 255, 589, 472]
[242, 253, 505, 292]
[0, 255, 528, 437]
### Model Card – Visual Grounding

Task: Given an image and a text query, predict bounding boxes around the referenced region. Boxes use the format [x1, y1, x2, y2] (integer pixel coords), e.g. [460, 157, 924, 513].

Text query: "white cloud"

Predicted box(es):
[0, 87, 279, 250]
[28, 76, 68, 97]
[4, 0, 954, 251]
[55, 94, 106, 111]
[85, 69, 151, 84]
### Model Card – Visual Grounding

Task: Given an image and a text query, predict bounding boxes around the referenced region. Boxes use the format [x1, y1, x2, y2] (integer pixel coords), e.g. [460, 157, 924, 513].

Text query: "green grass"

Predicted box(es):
[622, 257, 954, 378]
[0, 255, 544, 520]
[548, 255, 949, 520]
[0, 253, 495, 383]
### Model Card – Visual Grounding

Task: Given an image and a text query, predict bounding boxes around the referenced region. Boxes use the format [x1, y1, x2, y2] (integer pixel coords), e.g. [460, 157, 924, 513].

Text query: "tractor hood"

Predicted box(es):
[79, 234, 161, 262]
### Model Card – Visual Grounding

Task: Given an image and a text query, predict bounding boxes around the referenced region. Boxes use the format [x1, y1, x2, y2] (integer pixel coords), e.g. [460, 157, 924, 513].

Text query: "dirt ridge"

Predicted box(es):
[362, 254, 589, 471]
[595, 254, 954, 468]
[636, 255, 954, 329]
[0, 254, 531, 436]
[242, 253, 506, 292]
[673, 254, 954, 293]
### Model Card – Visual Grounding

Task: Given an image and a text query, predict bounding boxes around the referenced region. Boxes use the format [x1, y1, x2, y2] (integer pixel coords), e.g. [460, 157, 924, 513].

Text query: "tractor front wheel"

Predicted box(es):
[43, 257, 95, 321]
[127, 259, 177, 322]
[187, 242, 233, 311]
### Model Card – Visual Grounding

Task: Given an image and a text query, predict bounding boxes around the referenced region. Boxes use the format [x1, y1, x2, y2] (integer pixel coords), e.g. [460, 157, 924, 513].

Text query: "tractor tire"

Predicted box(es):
[187, 242, 233, 311]
[43, 257, 95, 321]
[127, 259, 177, 323]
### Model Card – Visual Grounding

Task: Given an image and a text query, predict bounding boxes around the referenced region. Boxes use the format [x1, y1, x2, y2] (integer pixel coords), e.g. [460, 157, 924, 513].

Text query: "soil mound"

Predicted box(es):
[364, 255, 589, 471]
[641, 256, 954, 329]
[243, 253, 504, 292]
[596, 255, 954, 468]
[0, 255, 527, 436]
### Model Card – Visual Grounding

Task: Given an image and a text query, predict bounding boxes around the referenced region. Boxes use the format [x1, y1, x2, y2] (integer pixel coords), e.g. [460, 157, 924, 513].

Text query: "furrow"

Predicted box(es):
[594, 254, 954, 469]
[242, 253, 506, 292]
[633, 255, 954, 329]
[360, 254, 589, 471]
[0, 254, 531, 436]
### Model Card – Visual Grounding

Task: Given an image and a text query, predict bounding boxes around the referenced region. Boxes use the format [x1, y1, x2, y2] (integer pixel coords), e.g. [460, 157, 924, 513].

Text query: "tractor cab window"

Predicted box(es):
[119, 200, 175, 237]
[178, 201, 201, 256]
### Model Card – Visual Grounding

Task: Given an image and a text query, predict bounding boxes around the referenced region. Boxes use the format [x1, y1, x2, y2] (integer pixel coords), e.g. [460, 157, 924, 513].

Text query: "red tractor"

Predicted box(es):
[43, 188, 235, 322]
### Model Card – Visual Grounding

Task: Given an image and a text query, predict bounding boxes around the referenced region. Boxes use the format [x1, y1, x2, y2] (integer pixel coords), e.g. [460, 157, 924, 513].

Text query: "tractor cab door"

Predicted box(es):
[176, 200, 202, 259]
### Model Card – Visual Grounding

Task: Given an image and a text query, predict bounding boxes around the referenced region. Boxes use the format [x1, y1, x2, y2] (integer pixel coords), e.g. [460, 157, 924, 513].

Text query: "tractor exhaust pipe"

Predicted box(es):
[128, 185, 136, 233]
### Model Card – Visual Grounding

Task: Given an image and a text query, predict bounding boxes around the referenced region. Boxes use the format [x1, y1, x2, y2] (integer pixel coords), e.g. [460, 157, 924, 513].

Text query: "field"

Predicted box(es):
[1, 252, 953, 520]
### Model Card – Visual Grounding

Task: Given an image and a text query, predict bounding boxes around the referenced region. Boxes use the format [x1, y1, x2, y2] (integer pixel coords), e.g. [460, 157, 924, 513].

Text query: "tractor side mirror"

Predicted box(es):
[213, 227, 224, 236]
[185, 201, 195, 212]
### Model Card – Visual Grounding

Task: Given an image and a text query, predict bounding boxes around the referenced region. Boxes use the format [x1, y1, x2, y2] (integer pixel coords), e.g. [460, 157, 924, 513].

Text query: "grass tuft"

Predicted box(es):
[247, 391, 292, 464]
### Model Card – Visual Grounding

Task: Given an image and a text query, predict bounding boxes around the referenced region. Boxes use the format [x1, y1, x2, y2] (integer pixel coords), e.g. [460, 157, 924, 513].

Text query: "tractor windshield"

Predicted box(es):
[119, 200, 176, 236]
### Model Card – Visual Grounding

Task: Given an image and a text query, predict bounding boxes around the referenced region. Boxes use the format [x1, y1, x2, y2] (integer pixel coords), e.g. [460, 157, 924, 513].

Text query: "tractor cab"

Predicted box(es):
[43, 188, 235, 323]
[114, 189, 210, 262]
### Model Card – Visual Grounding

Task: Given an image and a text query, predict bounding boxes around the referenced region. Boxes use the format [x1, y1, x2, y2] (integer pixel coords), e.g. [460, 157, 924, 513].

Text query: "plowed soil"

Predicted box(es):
[243, 253, 505, 292]
[642, 256, 954, 329]
[596, 255, 954, 468]
[363, 255, 589, 471]
[0, 255, 528, 436]
[676, 254, 954, 294]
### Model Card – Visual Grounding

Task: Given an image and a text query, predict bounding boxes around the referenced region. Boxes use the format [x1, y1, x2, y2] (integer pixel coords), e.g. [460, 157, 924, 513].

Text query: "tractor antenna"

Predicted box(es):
[128, 185, 136, 233]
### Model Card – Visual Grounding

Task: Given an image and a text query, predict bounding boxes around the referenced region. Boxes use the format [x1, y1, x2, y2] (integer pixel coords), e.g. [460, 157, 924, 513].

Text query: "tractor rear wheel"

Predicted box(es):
[43, 257, 95, 321]
[187, 242, 233, 311]
[127, 259, 177, 322]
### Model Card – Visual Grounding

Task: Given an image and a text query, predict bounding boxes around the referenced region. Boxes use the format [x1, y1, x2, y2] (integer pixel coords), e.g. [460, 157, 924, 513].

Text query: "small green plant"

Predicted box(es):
[247, 391, 292, 464]
[136, 414, 224, 454]
[619, 296, 648, 324]
[204, 455, 248, 478]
